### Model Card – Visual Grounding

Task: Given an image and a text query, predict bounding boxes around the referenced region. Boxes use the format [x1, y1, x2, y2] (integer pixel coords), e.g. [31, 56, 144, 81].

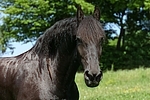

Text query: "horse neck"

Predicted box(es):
[50, 35, 78, 92]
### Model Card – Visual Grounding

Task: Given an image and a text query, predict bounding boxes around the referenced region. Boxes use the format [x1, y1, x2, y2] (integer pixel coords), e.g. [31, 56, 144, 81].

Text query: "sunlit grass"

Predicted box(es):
[75, 68, 150, 100]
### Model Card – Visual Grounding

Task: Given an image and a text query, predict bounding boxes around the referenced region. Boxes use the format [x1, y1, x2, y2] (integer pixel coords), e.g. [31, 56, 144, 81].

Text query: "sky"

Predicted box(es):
[2, 42, 35, 57]
[0, 10, 35, 57]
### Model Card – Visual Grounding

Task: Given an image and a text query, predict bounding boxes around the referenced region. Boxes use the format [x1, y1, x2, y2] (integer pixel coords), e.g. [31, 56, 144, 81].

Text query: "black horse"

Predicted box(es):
[0, 6, 105, 100]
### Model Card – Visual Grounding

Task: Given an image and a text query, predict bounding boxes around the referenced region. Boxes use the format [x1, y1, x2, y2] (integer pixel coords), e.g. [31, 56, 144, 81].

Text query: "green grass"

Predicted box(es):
[75, 68, 150, 100]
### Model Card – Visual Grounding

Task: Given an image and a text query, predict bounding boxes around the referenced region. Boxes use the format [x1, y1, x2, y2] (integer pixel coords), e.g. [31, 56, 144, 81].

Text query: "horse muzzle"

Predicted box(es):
[84, 70, 103, 87]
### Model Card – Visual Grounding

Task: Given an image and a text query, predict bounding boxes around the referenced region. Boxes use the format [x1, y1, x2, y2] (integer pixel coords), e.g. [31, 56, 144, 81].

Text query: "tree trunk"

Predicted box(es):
[116, 26, 125, 50]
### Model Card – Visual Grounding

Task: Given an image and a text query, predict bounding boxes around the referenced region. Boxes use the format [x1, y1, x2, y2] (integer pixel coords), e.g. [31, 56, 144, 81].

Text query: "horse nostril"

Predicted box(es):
[85, 70, 103, 82]
[93, 74, 97, 77]
[85, 70, 94, 81]
[96, 71, 103, 82]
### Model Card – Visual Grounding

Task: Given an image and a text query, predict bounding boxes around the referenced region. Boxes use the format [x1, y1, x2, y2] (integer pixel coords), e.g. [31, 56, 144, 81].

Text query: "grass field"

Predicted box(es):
[75, 68, 150, 100]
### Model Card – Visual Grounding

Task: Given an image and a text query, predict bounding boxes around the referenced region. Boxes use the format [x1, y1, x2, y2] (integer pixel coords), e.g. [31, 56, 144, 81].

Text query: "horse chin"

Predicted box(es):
[84, 78, 100, 87]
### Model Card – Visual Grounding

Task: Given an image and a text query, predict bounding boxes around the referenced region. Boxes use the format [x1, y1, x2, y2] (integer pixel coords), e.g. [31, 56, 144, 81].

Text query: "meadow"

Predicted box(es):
[75, 68, 150, 100]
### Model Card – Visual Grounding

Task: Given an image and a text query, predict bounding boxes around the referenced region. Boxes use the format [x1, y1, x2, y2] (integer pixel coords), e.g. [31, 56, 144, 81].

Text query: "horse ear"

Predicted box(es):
[93, 6, 100, 20]
[76, 5, 84, 26]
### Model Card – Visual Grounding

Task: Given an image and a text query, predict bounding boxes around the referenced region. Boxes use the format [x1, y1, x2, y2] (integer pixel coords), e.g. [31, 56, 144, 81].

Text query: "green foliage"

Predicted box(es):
[144, 0, 150, 9]
[101, 35, 150, 70]
[1, 0, 150, 69]
[0, 0, 95, 54]
[76, 68, 150, 100]
[85, 0, 150, 70]
[75, 0, 94, 14]
[0, 0, 76, 53]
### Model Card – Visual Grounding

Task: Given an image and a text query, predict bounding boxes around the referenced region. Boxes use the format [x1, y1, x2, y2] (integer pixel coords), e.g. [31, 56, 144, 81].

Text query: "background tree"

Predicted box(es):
[0, 0, 75, 54]
[0, 0, 94, 54]
[86, 0, 150, 70]
[1, 0, 150, 70]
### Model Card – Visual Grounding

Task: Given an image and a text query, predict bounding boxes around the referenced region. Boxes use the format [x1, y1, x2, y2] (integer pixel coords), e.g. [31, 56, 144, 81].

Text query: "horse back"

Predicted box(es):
[0, 57, 19, 100]
[0, 57, 19, 86]
[0, 53, 42, 100]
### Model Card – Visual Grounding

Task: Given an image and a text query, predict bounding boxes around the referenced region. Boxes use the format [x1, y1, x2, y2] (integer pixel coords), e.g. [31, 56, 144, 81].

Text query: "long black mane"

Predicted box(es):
[32, 18, 77, 57]
[29, 18, 79, 77]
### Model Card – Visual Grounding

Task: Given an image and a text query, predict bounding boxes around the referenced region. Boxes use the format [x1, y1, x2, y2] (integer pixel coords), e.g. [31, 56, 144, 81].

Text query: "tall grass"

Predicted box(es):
[75, 68, 150, 100]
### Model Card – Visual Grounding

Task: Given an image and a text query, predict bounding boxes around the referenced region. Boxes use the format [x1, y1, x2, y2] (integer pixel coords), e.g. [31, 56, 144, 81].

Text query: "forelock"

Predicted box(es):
[77, 16, 105, 44]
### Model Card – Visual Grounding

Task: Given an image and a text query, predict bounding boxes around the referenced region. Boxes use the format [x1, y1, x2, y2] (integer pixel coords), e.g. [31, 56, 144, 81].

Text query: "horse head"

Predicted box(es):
[76, 6, 105, 87]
